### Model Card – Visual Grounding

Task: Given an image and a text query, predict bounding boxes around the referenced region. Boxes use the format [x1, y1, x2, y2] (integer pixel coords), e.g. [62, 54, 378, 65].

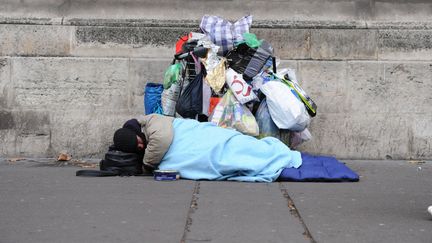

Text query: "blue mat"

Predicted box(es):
[278, 153, 359, 182]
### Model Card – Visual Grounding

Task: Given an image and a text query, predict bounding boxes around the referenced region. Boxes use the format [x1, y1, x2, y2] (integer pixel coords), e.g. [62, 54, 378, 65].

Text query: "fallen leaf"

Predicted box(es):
[57, 153, 71, 161]
[7, 158, 25, 163]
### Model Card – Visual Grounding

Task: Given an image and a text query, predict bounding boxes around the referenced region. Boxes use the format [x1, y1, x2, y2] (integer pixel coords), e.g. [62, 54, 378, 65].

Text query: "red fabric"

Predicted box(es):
[175, 35, 189, 54]
[208, 97, 222, 115]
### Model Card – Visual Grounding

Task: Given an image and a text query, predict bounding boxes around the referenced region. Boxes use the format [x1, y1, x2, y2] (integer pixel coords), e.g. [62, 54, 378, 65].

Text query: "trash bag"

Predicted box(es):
[176, 63, 206, 119]
[200, 15, 252, 56]
[161, 83, 181, 116]
[144, 83, 164, 115]
[209, 90, 259, 136]
[163, 63, 182, 89]
[290, 128, 313, 149]
[255, 98, 280, 139]
[205, 58, 226, 93]
[226, 41, 273, 81]
[226, 68, 258, 104]
[260, 81, 310, 132]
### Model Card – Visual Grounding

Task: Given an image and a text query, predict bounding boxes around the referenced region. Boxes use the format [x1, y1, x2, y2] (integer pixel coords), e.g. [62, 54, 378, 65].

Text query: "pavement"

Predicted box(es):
[0, 158, 431, 243]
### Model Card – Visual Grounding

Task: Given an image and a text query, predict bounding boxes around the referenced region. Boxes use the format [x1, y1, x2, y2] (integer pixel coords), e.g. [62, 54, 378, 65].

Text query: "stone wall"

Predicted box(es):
[0, 0, 431, 159]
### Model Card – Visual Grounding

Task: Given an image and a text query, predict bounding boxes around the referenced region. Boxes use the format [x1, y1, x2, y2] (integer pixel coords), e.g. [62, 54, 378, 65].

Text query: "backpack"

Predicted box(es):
[76, 148, 143, 177]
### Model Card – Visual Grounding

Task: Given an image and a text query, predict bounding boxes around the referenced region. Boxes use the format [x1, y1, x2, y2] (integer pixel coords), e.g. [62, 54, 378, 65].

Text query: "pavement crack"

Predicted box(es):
[181, 181, 200, 243]
[279, 183, 317, 243]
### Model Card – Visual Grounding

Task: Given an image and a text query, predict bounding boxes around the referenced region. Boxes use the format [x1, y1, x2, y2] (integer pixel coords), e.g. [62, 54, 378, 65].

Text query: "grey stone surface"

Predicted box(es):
[0, 58, 11, 108]
[311, 29, 378, 60]
[1, 0, 432, 22]
[0, 162, 194, 243]
[11, 57, 129, 110]
[299, 113, 413, 160]
[186, 182, 311, 243]
[254, 28, 311, 59]
[0, 24, 71, 56]
[287, 160, 432, 243]
[347, 61, 432, 114]
[0, 159, 431, 243]
[378, 30, 432, 60]
[72, 26, 196, 58]
[297, 61, 350, 114]
[129, 58, 172, 114]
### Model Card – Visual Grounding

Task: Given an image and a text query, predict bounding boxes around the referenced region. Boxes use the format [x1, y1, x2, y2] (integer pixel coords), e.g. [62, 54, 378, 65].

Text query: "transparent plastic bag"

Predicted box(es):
[209, 90, 259, 136]
[163, 63, 182, 89]
[255, 98, 280, 139]
[290, 128, 312, 149]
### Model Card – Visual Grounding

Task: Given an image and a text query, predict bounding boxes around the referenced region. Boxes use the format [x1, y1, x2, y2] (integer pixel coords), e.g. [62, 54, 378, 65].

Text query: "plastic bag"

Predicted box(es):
[202, 80, 212, 116]
[205, 58, 226, 93]
[210, 90, 259, 136]
[161, 83, 181, 116]
[290, 128, 312, 149]
[200, 15, 252, 56]
[226, 68, 258, 104]
[255, 99, 280, 139]
[175, 63, 206, 119]
[226, 41, 273, 81]
[237, 32, 263, 48]
[144, 83, 164, 115]
[260, 81, 310, 132]
[163, 63, 182, 89]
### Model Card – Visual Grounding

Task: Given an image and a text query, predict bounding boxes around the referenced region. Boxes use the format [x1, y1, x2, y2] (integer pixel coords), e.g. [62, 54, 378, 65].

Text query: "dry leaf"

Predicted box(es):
[57, 153, 71, 161]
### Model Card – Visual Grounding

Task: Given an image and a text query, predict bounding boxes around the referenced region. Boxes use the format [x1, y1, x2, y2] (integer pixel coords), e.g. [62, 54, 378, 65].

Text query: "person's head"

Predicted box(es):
[113, 128, 146, 153]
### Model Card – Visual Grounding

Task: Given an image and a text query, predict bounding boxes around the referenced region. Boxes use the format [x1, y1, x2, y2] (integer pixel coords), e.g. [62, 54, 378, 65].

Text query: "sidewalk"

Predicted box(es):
[0, 158, 431, 243]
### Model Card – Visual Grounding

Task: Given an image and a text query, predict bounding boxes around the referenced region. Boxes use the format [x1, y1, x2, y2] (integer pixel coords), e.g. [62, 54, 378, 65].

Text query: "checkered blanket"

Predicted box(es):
[200, 15, 252, 56]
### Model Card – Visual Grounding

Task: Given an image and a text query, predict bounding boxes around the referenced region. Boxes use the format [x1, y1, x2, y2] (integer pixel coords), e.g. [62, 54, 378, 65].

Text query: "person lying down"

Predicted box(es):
[113, 114, 302, 182]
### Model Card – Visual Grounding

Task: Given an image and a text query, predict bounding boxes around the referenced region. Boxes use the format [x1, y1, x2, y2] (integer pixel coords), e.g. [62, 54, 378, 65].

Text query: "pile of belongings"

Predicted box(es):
[154, 15, 317, 148]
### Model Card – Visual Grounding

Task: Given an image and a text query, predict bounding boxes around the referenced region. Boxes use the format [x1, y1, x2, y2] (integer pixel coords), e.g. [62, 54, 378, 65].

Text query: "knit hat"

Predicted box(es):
[113, 128, 138, 153]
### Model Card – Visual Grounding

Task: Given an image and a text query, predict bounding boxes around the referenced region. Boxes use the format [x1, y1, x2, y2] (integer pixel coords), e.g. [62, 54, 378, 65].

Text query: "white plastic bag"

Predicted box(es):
[260, 81, 310, 132]
[226, 68, 258, 104]
[161, 83, 181, 116]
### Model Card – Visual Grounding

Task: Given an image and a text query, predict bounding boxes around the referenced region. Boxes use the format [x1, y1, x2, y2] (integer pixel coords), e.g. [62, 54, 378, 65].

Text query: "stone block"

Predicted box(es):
[252, 28, 310, 59]
[0, 24, 72, 56]
[0, 129, 16, 156]
[378, 30, 432, 60]
[11, 57, 130, 111]
[297, 61, 350, 114]
[409, 114, 432, 159]
[129, 58, 172, 114]
[0, 109, 51, 157]
[49, 109, 133, 158]
[0, 58, 12, 108]
[72, 26, 196, 58]
[299, 113, 411, 160]
[310, 29, 377, 60]
[348, 61, 432, 114]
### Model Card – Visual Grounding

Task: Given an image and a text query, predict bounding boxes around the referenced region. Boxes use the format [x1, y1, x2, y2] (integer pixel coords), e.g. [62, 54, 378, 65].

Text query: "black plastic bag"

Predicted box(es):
[176, 63, 207, 119]
[226, 41, 273, 81]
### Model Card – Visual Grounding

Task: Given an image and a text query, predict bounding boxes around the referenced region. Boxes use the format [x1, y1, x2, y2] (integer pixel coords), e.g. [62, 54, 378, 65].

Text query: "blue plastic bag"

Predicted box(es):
[144, 83, 164, 115]
[255, 98, 280, 139]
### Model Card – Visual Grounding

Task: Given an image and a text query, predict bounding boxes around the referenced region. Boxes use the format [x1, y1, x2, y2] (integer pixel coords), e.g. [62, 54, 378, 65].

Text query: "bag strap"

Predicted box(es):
[76, 170, 119, 177]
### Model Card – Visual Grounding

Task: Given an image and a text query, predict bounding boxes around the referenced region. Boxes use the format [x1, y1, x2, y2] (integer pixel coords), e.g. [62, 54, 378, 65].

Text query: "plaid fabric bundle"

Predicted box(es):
[200, 15, 252, 56]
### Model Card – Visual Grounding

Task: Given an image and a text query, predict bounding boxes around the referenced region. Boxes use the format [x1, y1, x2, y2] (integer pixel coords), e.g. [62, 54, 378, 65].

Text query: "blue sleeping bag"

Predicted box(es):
[278, 153, 359, 182]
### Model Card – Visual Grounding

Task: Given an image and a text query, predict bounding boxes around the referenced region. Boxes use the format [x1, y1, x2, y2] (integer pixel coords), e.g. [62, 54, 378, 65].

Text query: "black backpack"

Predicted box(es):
[76, 149, 143, 177]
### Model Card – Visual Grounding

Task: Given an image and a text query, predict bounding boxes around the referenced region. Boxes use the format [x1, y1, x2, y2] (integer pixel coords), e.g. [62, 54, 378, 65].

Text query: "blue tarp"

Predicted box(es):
[278, 153, 359, 182]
